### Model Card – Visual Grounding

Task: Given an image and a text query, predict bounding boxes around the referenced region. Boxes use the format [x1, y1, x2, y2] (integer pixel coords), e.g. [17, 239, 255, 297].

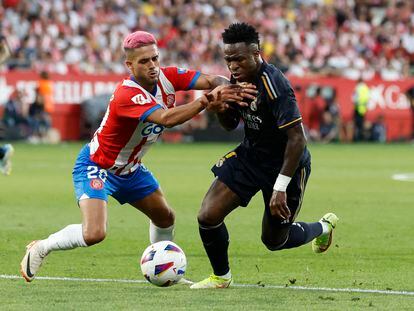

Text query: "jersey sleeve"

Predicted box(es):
[115, 87, 162, 121]
[270, 76, 302, 130]
[162, 66, 201, 91]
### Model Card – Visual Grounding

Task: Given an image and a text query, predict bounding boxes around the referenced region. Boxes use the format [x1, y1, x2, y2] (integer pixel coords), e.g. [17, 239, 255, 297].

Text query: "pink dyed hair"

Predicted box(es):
[123, 31, 157, 49]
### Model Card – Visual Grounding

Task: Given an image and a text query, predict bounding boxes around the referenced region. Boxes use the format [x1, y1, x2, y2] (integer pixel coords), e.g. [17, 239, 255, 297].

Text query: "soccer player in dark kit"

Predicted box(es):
[191, 23, 339, 289]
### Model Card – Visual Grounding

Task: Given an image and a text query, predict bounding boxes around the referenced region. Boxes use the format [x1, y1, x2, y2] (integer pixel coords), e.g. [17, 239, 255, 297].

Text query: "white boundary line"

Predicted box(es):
[1, 274, 414, 296]
[392, 173, 414, 182]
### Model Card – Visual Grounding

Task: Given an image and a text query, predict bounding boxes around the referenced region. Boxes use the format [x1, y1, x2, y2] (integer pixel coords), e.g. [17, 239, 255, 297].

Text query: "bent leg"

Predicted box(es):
[130, 188, 175, 243]
[197, 178, 241, 276]
[41, 198, 107, 253]
[21, 144, 110, 282]
[80, 199, 108, 245]
[261, 212, 322, 250]
[261, 165, 322, 251]
[20, 198, 106, 282]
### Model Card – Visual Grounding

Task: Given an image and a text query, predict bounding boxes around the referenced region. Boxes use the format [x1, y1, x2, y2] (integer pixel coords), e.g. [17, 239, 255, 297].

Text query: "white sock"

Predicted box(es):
[40, 224, 88, 254]
[217, 270, 232, 279]
[319, 221, 329, 235]
[149, 221, 174, 243]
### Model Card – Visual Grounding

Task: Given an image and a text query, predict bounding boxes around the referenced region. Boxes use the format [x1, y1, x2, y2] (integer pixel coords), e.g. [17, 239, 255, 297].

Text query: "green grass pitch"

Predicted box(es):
[1, 142, 413, 310]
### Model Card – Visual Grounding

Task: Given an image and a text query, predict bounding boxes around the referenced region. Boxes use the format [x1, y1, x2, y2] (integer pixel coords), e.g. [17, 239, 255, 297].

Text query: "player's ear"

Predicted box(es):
[253, 50, 261, 62]
[125, 60, 132, 71]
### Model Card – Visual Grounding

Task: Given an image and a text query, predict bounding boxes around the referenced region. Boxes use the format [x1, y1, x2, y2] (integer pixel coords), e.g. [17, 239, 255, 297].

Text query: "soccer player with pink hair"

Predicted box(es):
[20, 30, 257, 282]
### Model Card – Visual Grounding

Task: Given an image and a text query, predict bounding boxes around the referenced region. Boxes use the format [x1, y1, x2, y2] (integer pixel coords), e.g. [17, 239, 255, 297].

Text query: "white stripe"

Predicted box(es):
[392, 173, 414, 182]
[1, 274, 144, 284]
[263, 72, 277, 99]
[1, 274, 413, 296]
[158, 70, 175, 94]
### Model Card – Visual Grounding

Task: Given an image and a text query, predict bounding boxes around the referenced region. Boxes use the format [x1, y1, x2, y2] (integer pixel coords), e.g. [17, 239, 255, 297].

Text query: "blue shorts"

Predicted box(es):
[72, 144, 159, 205]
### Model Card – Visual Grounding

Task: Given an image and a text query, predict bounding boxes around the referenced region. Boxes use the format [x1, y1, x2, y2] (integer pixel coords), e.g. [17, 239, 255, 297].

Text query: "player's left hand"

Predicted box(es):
[269, 190, 291, 221]
[207, 84, 257, 107]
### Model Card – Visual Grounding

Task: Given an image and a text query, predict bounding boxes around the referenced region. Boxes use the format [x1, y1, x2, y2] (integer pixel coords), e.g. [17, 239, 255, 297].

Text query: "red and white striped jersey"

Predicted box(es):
[89, 67, 200, 175]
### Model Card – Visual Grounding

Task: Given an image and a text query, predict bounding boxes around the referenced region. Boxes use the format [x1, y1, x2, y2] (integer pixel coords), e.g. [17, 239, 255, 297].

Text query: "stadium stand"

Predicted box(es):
[0, 0, 413, 142]
[1, 0, 413, 79]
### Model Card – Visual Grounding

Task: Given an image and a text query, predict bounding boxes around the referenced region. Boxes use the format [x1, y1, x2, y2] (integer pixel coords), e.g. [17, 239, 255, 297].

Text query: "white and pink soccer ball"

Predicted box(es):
[140, 241, 187, 287]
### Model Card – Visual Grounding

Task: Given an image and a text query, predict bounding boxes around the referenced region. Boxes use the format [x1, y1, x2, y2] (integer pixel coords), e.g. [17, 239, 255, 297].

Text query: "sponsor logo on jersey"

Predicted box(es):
[131, 93, 152, 105]
[241, 110, 262, 130]
[90, 178, 104, 190]
[141, 123, 165, 136]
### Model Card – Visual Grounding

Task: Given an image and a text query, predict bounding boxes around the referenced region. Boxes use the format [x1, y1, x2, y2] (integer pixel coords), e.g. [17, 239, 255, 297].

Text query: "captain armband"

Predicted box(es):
[273, 174, 291, 192]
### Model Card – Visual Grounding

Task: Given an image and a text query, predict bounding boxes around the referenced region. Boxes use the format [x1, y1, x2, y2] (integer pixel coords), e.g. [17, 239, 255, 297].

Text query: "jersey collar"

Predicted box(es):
[129, 75, 157, 96]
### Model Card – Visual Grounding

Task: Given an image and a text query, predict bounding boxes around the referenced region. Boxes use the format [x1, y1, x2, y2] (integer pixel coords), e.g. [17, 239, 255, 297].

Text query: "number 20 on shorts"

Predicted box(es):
[87, 166, 108, 182]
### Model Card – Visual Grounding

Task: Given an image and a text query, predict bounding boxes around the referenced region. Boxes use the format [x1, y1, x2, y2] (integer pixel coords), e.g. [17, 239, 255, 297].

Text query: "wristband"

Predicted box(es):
[273, 174, 291, 192]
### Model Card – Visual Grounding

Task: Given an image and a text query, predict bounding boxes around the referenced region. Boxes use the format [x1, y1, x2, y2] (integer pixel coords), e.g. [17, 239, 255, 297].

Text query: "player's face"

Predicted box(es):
[223, 43, 260, 83]
[125, 44, 160, 89]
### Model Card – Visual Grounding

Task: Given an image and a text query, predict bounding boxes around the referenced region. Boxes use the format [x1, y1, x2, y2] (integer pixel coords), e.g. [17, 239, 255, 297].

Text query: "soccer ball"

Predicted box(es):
[140, 240, 187, 287]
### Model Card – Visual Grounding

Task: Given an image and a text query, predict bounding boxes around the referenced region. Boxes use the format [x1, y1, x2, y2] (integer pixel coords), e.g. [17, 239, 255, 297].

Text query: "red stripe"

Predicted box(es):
[128, 137, 147, 162]
[115, 137, 147, 175]
[126, 158, 141, 175]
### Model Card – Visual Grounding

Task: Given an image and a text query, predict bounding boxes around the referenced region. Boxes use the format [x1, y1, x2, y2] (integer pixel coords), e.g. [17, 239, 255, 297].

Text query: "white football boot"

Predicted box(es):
[20, 240, 49, 282]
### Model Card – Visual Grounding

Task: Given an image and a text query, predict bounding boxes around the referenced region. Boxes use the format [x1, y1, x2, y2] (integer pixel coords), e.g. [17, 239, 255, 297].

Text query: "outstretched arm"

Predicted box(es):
[146, 96, 208, 128]
[146, 85, 254, 128]
[192, 73, 231, 90]
[191, 74, 255, 130]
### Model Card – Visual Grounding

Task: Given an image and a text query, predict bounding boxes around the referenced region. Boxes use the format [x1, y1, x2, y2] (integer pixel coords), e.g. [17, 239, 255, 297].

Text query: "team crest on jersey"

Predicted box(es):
[90, 178, 104, 190]
[166, 94, 175, 107]
[250, 97, 258, 111]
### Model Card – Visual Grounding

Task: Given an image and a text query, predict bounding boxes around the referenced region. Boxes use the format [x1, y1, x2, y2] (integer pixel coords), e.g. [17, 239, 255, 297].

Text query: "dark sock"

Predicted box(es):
[199, 222, 230, 276]
[281, 222, 322, 249]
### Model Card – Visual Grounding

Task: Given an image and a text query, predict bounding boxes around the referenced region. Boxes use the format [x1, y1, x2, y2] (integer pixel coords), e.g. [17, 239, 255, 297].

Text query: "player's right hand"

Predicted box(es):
[269, 190, 291, 221]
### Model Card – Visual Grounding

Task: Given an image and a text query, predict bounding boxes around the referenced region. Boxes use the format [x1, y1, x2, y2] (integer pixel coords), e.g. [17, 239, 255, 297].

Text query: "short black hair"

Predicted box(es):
[222, 22, 260, 48]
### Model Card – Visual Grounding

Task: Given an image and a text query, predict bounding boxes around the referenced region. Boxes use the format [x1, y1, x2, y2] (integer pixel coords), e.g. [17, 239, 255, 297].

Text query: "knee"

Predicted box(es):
[83, 225, 106, 246]
[261, 235, 286, 251]
[153, 208, 175, 228]
[197, 202, 221, 226]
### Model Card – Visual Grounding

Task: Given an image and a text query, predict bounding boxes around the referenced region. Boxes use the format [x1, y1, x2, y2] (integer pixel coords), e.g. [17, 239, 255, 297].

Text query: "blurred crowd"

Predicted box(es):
[1, 0, 414, 80]
[1, 71, 57, 143]
[304, 82, 387, 143]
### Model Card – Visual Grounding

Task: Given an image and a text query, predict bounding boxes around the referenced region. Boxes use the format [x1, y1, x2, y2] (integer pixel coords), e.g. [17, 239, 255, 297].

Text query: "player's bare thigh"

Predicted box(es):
[130, 188, 175, 228]
[198, 178, 241, 226]
[79, 198, 108, 245]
